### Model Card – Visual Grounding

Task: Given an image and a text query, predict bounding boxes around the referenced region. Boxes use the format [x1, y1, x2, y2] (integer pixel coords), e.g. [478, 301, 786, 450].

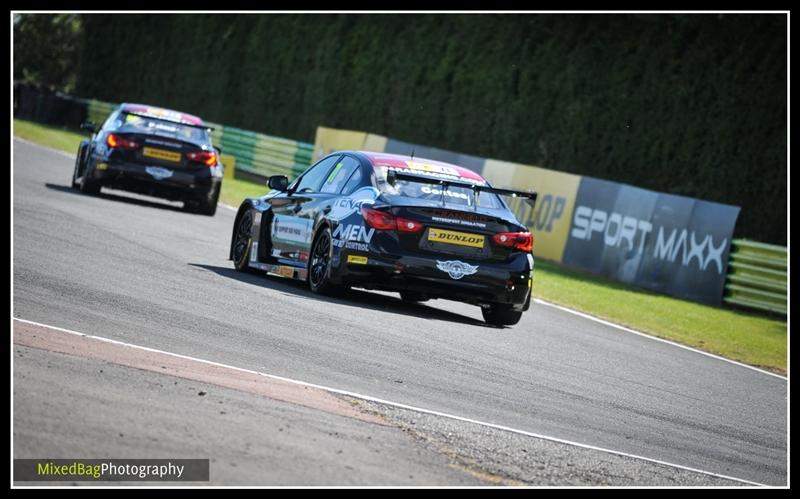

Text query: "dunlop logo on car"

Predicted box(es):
[428, 228, 485, 248]
[143, 147, 181, 162]
[347, 255, 368, 265]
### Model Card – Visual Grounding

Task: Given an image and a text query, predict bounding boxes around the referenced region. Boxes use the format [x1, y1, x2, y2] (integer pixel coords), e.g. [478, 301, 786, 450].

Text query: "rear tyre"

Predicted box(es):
[71, 145, 83, 189]
[196, 184, 220, 216]
[400, 291, 429, 303]
[308, 226, 341, 295]
[79, 166, 101, 195]
[481, 303, 523, 326]
[232, 211, 254, 272]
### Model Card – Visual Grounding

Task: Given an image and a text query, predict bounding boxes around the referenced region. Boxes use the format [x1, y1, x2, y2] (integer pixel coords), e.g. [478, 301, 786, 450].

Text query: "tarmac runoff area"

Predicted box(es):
[13, 320, 746, 486]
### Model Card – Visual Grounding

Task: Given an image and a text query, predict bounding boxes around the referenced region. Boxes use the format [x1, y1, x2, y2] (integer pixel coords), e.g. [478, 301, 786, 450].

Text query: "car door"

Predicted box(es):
[269, 154, 341, 264]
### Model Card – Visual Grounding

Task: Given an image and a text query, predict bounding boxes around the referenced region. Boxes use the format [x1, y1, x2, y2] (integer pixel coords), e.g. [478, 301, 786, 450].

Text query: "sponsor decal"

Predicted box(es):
[332, 224, 375, 245]
[428, 228, 485, 249]
[250, 242, 259, 262]
[347, 255, 369, 265]
[570, 206, 727, 274]
[272, 216, 313, 245]
[382, 165, 481, 185]
[254, 262, 307, 281]
[421, 185, 470, 201]
[436, 260, 479, 280]
[429, 210, 489, 229]
[144, 166, 174, 180]
[343, 241, 370, 252]
[144, 138, 182, 148]
[430, 216, 487, 229]
[407, 161, 460, 177]
[143, 147, 181, 163]
[327, 187, 379, 220]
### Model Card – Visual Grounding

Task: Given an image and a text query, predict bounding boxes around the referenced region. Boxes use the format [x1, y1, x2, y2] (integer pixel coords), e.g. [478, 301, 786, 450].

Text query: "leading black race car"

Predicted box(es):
[72, 103, 223, 215]
[229, 151, 538, 326]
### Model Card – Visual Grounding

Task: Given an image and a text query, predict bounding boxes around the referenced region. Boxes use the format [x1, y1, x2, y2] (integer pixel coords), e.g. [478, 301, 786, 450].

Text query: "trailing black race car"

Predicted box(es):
[229, 151, 537, 326]
[72, 103, 223, 215]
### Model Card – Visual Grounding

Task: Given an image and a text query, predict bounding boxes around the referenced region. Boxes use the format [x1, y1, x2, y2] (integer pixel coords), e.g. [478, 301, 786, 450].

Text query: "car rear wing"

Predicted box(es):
[123, 112, 215, 131]
[386, 169, 538, 209]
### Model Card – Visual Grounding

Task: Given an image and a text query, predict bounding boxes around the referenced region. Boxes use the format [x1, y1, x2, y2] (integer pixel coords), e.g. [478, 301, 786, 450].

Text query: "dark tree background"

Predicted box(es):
[13, 14, 83, 93]
[16, 13, 788, 244]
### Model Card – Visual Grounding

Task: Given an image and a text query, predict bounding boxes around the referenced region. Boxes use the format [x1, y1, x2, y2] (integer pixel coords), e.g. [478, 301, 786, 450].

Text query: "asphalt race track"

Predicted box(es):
[12, 139, 787, 486]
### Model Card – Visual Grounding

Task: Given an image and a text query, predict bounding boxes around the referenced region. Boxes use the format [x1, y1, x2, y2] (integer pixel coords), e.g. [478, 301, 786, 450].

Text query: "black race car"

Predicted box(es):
[72, 103, 223, 215]
[229, 151, 538, 326]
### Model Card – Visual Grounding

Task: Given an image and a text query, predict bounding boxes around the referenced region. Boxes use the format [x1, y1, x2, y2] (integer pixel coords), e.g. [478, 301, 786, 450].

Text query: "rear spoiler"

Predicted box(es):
[124, 112, 214, 131]
[386, 169, 538, 209]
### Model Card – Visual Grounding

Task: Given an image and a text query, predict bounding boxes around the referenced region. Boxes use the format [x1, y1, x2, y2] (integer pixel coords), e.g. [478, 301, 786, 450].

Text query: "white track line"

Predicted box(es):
[533, 298, 786, 381]
[13, 317, 771, 487]
[12, 139, 785, 379]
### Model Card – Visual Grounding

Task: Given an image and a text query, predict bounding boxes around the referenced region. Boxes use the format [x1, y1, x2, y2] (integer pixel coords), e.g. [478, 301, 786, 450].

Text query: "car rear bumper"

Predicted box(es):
[89, 158, 221, 201]
[333, 251, 533, 309]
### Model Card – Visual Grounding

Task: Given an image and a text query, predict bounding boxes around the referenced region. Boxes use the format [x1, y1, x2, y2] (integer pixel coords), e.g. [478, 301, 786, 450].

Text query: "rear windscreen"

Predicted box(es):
[115, 112, 210, 144]
[373, 166, 503, 209]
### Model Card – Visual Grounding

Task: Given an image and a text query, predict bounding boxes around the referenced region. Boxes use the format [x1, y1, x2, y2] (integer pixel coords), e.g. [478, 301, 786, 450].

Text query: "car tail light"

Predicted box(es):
[106, 133, 140, 150]
[492, 232, 534, 252]
[396, 217, 424, 233]
[362, 207, 424, 233]
[362, 207, 397, 230]
[186, 150, 217, 166]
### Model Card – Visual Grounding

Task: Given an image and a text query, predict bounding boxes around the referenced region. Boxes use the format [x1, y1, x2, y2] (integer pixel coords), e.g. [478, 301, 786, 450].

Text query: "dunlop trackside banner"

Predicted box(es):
[562, 177, 741, 305]
[481, 160, 581, 262]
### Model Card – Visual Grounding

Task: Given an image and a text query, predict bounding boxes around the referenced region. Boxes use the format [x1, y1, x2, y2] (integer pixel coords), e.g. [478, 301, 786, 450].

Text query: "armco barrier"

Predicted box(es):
[217, 126, 313, 181]
[724, 240, 787, 315]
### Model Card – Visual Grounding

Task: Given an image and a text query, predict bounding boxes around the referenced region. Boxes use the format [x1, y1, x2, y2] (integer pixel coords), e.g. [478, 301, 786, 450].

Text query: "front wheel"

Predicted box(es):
[481, 303, 523, 326]
[232, 211, 254, 272]
[308, 226, 341, 295]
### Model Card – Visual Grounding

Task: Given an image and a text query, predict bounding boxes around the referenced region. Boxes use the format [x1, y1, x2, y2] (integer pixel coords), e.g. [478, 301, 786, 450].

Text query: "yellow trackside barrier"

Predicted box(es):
[481, 160, 582, 263]
[220, 154, 236, 180]
[313, 126, 371, 162]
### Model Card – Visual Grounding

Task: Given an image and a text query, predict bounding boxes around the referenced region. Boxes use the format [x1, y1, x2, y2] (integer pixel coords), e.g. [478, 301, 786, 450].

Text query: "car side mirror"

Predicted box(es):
[267, 175, 289, 192]
[80, 121, 97, 133]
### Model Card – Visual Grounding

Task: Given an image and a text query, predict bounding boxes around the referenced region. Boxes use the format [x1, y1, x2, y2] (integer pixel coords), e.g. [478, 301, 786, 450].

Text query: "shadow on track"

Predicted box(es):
[189, 263, 499, 329]
[44, 183, 187, 213]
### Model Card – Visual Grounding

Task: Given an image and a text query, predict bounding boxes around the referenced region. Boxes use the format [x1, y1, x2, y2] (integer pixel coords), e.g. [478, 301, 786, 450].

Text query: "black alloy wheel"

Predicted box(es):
[232, 211, 253, 271]
[308, 227, 339, 295]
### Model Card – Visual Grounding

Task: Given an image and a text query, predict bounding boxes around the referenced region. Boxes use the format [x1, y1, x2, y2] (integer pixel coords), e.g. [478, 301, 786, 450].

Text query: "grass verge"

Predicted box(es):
[14, 119, 787, 374]
[534, 260, 786, 374]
